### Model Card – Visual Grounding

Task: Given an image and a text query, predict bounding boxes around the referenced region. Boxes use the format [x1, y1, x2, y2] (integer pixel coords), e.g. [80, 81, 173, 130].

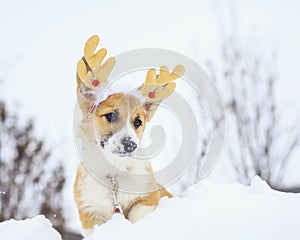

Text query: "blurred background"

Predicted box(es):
[0, 0, 299, 238]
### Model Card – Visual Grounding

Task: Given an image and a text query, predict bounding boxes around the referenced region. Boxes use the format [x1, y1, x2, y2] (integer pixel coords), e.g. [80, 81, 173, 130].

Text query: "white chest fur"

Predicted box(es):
[77, 163, 146, 220]
[75, 117, 156, 221]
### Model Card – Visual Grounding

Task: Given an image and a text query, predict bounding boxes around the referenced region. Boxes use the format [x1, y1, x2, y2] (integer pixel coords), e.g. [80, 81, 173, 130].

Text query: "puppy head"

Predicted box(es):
[76, 36, 184, 158]
[93, 93, 158, 157]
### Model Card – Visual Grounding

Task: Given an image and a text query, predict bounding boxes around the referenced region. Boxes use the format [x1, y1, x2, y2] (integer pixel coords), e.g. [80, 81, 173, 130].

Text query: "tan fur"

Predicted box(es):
[93, 93, 146, 140]
[74, 76, 172, 236]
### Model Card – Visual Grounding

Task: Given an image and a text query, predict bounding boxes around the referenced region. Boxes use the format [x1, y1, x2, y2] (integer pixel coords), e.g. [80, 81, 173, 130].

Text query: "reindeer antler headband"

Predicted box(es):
[77, 35, 185, 114]
[138, 65, 185, 102]
[77, 35, 116, 90]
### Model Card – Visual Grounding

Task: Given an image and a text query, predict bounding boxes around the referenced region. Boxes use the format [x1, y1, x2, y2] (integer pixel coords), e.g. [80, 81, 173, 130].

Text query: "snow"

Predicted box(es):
[1, 177, 299, 240]
[84, 176, 300, 240]
[0, 215, 61, 240]
[92, 80, 146, 107]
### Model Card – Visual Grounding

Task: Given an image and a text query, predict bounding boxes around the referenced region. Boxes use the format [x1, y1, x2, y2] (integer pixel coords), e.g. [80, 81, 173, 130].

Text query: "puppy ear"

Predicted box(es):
[143, 102, 160, 122]
[76, 74, 96, 117]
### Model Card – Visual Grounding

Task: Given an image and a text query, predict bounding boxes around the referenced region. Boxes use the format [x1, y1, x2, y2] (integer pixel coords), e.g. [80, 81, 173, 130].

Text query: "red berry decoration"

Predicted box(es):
[148, 91, 155, 99]
[92, 80, 100, 86]
[114, 208, 120, 214]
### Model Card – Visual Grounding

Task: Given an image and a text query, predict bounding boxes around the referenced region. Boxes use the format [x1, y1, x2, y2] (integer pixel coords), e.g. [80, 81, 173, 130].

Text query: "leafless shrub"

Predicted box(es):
[0, 100, 66, 232]
[207, 38, 299, 188]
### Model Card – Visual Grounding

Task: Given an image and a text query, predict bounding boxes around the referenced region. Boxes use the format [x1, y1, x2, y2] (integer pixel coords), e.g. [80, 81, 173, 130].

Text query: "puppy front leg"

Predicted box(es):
[78, 209, 105, 237]
[127, 204, 156, 223]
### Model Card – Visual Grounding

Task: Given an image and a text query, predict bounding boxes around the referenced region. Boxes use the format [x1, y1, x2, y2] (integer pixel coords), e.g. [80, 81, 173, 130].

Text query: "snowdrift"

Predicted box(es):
[0, 215, 61, 240]
[86, 177, 300, 240]
[1, 177, 299, 240]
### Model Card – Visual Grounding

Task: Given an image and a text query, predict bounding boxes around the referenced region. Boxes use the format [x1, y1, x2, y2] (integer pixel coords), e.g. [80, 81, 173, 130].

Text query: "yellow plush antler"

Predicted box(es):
[77, 35, 116, 90]
[139, 65, 185, 102]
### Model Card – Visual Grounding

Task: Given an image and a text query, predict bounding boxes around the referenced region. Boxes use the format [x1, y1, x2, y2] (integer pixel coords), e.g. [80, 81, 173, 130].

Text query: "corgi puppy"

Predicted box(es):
[73, 35, 184, 237]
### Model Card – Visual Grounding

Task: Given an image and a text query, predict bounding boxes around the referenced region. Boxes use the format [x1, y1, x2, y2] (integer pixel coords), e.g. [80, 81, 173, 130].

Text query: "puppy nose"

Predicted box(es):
[121, 137, 137, 153]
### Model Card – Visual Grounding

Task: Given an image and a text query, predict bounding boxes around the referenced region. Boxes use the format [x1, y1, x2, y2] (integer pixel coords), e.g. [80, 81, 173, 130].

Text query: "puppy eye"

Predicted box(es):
[133, 117, 142, 129]
[104, 111, 118, 123]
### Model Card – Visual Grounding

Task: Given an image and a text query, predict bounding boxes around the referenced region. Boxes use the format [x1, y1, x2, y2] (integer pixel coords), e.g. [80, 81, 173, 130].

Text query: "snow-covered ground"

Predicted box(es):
[0, 215, 61, 240]
[1, 177, 299, 240]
